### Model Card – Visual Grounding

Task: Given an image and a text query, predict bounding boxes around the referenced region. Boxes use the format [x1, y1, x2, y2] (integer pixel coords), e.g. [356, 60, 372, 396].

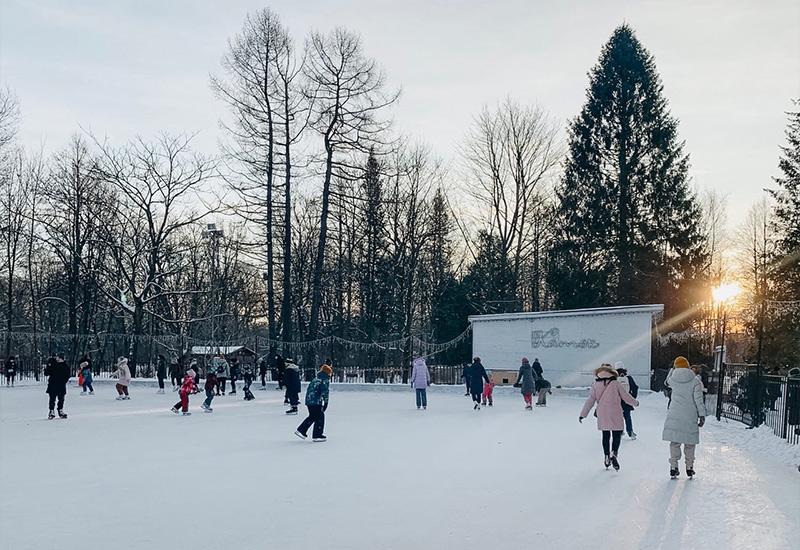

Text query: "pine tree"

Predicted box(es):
[549, 24, 707, 314]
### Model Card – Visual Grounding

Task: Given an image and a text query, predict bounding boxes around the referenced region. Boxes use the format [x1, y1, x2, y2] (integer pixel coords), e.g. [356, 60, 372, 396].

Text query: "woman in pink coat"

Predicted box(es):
[579, 364, 639, 470]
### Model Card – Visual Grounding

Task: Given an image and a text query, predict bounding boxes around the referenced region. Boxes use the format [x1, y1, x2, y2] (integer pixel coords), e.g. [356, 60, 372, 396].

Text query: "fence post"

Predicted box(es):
[716, 362, 725, 421]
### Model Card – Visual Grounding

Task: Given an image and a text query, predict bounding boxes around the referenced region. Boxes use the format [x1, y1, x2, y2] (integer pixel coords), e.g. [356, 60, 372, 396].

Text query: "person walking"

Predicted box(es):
[615, 362, 639, 439]
[579, 364, 639, 471]
[156, 354, 167, 394]
[284, 359, 301, 415]
[466, 357, 491, 410]
[114, 357, 132, 400]
[663, 356, 706, 479]
[169, 356, 182, 391]
[410, 355, 430, 410]
[79, 356, 94, 395]
[5, 356, 17, 386]
[295, 364, 331, 442]
[201, 366, 217, 413]
[45, 353, 70, 419]
[171, 368, 196, 416]
[514, 357, 537, 410]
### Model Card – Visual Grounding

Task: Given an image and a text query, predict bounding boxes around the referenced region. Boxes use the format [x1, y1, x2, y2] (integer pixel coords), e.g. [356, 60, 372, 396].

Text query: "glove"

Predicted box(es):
[578, 416, 584, 423]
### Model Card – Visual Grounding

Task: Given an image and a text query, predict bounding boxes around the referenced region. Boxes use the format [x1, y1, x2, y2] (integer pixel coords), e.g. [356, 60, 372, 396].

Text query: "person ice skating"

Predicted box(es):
[45, 353, 70, 419]
[284, 359, 301, 414]
[172, 368, 197, 415]
[514, 357, 536, 410]
[79, 357, 94, 395]
[467, 357, 491, 410]
[482, 373, 495, 407]
[461, 363, 470, 396]
[295, 364, 331, 442]
[210, 354, 229, 395]
[201, 365, 217, 413]
[616, 362, 638, 439]
[242, 362, 255, 401]
[4, 356, 17, 387]
[532, 357, 543, 379]
[536, 377, 552, 406]
[258, 356, 268, 390]
[229, 356, 240, 395]
[156, 354, 167, 394]
[410, 355, 430, 410]
[663, 356, 706, 479]
[113, 357, 132, 400]
[169, 356, 182, 391]
[275, 354, 286, 391]
[579, 364, 639, 471]
[190, 359, 201, 391]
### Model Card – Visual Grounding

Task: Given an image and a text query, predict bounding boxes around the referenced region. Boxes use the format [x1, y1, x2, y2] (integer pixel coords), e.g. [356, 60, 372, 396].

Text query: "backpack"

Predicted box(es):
[628, 376, 639, 399]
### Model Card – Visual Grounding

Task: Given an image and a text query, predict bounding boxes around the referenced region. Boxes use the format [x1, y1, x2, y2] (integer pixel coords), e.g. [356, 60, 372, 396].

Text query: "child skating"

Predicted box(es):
[295, 364, 331, 442]
[579, 364, 639, 471]
[79, 357, 94, 395]
[481, 374, 494, 407]
[172, 368, 197, 415]
[201, 366, 217, 412]
[410, 355, 430, 410]
[113, 357, 132, 400]
[663, 356, 706, 479]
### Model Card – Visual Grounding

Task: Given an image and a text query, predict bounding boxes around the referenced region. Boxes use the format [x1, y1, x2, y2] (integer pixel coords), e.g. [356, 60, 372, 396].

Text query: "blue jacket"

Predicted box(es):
[305, 372, 330, 407]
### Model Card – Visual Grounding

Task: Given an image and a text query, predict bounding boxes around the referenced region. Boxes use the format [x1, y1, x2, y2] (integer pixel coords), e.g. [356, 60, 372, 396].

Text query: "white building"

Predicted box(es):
[469, 304, 664, 390]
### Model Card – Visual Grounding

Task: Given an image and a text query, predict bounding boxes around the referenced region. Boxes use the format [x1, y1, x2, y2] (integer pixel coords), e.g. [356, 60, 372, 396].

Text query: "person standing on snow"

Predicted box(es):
[663, 356, 706, 479]
[284, 359, 302, 415]
[295, 364, 331, 442]
[615, 362, 639, 439]
[113, 357, 132, 400]
[467, 357, 491, 410]
[579, 364, 639, 471]
[45, 353, 70, 419]
[514, 357, 537, 410]
[410, 355, 430, 410]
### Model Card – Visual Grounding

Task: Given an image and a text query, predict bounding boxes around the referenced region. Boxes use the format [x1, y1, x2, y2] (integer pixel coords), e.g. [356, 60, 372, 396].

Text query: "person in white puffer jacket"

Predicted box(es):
[662, 356, 706, 479]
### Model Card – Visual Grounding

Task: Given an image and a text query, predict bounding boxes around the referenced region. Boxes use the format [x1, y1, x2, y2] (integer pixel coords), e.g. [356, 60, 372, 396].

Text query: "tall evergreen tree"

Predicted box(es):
[549, 24, 707, 315]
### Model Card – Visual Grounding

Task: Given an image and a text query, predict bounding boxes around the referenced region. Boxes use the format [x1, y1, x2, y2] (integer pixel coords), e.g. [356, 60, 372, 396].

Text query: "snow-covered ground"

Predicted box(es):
[1, 383, 798, 550]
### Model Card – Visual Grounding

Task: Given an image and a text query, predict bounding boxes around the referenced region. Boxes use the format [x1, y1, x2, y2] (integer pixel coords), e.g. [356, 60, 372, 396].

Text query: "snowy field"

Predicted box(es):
[1, 383, 799, 550]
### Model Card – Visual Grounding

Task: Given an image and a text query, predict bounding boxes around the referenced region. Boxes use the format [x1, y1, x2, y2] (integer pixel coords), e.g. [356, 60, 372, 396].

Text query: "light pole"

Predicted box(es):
[203, 223, 224, 351]
[712, 282, 742, 421]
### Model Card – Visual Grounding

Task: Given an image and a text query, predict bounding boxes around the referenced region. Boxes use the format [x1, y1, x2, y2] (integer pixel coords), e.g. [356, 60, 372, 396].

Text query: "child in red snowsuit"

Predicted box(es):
[171, 369, 196, 415]
[482, 378, 495, 407]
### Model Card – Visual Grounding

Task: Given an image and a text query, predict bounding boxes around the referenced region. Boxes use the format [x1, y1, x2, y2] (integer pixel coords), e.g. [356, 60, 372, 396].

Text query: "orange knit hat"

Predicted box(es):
[320, 364, 333, 376]
[673, 356, 690, 369]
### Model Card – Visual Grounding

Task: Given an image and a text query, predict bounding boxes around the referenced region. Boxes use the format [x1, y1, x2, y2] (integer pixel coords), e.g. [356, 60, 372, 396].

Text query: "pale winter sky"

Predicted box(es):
[1, 0, 798, 227]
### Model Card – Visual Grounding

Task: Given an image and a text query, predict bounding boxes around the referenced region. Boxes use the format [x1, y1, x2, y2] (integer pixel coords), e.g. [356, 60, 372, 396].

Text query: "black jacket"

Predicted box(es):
[532, 360, 543, 378]
[46, 361, 70, 395]
[283, 365, 301, 395]
[156, 357, 167, 378]
[466, 361, 490, 394]
[230, 360, 240, 379]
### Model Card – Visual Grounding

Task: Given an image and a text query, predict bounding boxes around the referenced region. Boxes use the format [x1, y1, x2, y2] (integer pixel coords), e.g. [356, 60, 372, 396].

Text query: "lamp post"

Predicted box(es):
[712, 282, 742, 421]
[203, 223, 224, 351]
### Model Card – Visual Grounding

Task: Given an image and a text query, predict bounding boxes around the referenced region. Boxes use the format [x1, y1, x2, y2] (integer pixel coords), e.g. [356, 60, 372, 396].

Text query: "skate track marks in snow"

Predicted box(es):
[1, 384, 798, 550]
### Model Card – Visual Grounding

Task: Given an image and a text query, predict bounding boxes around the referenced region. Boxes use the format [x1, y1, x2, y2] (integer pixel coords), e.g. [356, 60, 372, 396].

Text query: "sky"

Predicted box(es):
[1, 0, 799, 227]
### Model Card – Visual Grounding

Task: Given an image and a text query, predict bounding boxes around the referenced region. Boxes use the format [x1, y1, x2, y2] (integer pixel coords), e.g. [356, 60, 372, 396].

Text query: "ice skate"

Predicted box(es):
[80, 391, 87, 396]
[294, 430, 307, 440]
[285, 407, 298, 415]
[604, 455, 611, 469]
[48, 410, 55, 420]
[312, 435, 327, 442]
[115, 396, 124, 400]
[629, 432, 637, 440]
[203, 407, 213, 413]
[610, 454, 620, 471]
[157, 389, 165, 394]
[89, 391, 94, 395]
[182, 411, 191, 416]
[123, 395, 130, 400]
[670, 468, 679, 479]
[57, 410, 67, 419]
[171, 406, 179, 414]
[229, 391, 236, 395]
[172, 386, 178, 392]
[525, 405, 533, 411]
[686, 468, 695, 479]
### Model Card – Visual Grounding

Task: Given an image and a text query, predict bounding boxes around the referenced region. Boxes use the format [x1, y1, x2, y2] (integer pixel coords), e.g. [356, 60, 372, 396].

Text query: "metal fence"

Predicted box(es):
[710, 363, 800, 445]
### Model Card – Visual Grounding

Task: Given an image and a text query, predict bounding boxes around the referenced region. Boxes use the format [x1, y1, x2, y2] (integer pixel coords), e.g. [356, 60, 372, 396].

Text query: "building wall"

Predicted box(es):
[472, 311, 655, 389]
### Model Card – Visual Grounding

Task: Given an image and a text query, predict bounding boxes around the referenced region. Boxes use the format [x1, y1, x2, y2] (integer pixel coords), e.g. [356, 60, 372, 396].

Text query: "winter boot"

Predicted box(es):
[57, 410, 67, 419]
[686, 468, 695, 479]
[610, 454, 620, 471]
[48, 410, 55, 420]
[604, 455, 611, 469]
[670, 468, 679, 479]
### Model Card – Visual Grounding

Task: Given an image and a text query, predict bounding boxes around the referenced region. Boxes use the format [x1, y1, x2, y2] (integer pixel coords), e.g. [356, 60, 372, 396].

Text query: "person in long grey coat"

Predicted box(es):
[514, 358, 536, 410]
[662, 356, 706, 478]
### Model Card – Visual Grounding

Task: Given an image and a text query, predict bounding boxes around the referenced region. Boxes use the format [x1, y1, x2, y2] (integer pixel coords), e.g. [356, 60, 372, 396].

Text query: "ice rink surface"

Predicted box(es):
[1, 383, 798, 550]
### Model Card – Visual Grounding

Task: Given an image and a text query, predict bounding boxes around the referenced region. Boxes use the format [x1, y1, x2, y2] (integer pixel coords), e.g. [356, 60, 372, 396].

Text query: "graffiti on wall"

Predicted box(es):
[530, 328, 600, 349]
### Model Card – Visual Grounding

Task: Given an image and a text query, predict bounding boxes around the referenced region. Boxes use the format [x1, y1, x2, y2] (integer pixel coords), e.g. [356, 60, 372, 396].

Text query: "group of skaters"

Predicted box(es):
[579, 355, 706, 479]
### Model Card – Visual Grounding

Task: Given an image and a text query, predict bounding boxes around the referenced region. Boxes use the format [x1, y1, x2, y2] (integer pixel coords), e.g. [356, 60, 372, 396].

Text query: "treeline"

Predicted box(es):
[0, 12, 797, 369]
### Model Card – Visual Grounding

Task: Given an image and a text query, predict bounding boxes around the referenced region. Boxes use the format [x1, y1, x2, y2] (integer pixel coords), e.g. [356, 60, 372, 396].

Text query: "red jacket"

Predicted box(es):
[179, 373, 196, 396]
